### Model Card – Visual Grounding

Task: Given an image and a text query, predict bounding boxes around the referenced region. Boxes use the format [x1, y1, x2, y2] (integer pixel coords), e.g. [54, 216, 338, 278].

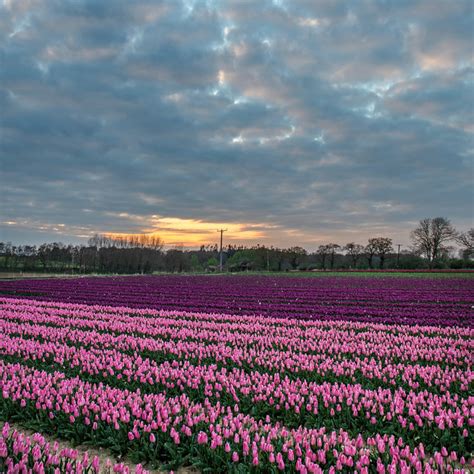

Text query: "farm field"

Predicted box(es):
[0, 275, 472, 472]
[0, 274, 473, 327]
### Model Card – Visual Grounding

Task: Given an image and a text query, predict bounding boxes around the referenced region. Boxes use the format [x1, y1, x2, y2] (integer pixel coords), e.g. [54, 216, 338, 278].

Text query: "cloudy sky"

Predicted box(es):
[1, 0, 473, 249]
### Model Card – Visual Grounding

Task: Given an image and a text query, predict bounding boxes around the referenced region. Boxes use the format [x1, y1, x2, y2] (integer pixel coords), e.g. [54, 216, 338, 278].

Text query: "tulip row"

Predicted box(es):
[1, 324, 471, 397]
[0, 422, 148, 473]
[0, 300, 474, 394]
[1, 333, 471, 452]
[0, 361, 471, 473]
[0, 274, 472, 326]
[1, 299, 472, 367]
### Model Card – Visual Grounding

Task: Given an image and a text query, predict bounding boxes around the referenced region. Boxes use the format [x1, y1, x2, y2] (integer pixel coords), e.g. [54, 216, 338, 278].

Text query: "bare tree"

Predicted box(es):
[456, 228, 474, 260]
[37, 243, 50, 270]
[344, 242, 365, 268]
[317, 245, 330, 270]
[287, 246, 307, 269]
[369, 237, 393, 269]
[326, 243, 340, 270]
[410, 217, 457, 268]
[365, 240, 377, 269]
[88, 234, 112, 249]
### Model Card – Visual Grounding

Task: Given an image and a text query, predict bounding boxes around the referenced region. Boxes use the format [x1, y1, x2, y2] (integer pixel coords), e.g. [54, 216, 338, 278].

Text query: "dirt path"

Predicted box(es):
[0, 421, 196, 473]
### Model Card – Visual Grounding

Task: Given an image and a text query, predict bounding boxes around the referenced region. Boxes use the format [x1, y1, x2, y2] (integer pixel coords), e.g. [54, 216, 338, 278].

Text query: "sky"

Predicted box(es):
[1, 0, 473, 250]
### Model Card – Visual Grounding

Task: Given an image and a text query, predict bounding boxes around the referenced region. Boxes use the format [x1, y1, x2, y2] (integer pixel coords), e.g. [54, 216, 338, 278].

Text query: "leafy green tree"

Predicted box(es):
[206, 257, 219, 271]
[190, 254, 202, 272]
[226, 250, 256, 271]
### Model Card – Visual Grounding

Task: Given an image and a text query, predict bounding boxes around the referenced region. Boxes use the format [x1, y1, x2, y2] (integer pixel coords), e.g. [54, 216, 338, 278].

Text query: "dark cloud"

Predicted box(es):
[1, 0, 472, 248]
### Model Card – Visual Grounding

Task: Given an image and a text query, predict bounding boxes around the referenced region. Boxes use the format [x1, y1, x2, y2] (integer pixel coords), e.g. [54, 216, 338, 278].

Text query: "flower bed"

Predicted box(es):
[0, 297, 472, 472]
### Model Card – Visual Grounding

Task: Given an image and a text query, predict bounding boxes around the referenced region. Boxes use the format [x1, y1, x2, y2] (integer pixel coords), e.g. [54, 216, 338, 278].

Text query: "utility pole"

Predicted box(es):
[397, 244, 402, 268]
[217, 229, 227, 272]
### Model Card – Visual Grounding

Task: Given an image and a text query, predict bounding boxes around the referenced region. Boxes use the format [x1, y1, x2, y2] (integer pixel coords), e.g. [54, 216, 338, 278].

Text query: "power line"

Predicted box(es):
[217, 229, 227, 272]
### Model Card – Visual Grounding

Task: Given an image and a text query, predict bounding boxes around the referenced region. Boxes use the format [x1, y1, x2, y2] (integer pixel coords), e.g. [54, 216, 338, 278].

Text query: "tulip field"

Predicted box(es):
[0, 275, 472, 472]
[0, 274, 473, 326]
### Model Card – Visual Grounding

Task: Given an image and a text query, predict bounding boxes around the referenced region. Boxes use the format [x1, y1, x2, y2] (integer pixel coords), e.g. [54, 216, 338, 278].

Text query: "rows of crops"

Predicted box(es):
[0, 275, 472, 326]
[0, 295, 472, 472]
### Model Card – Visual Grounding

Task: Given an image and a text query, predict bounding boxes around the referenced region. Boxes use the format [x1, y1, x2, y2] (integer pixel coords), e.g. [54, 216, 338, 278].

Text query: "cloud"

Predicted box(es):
[106, 215, 269, 247]
[1, 0, 472, 249]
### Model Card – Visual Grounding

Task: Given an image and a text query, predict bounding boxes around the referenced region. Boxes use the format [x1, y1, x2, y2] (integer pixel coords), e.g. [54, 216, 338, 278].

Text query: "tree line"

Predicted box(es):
[1, 217, 472, 274]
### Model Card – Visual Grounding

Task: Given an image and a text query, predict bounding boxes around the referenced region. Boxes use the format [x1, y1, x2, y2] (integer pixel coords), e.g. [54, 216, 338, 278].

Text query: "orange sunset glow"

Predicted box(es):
[106, 216, 268, 247]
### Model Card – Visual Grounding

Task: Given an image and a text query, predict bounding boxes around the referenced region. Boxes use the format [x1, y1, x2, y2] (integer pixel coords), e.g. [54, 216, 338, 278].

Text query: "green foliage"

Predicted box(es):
[190, 255, 202, 271]
[206, 257, 219, 269]
[227, 250, 256, 271]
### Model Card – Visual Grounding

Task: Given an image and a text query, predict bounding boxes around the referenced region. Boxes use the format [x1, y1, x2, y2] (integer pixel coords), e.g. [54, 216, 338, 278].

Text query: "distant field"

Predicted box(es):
[234, 270, 474, 278]
[0, 273, 472, 326]
[0, 272, 82, 280]
[1, 269, 473, 280]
